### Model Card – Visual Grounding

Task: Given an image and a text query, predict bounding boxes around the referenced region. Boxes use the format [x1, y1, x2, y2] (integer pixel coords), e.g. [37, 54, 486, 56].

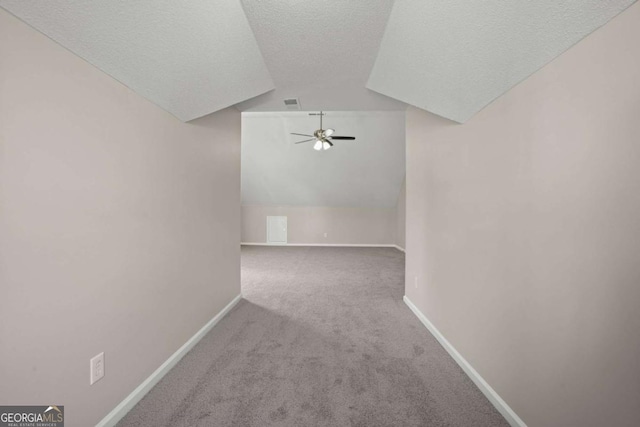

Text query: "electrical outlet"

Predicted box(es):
[90, 352, 105, 385]
[414, 276, 418, 289]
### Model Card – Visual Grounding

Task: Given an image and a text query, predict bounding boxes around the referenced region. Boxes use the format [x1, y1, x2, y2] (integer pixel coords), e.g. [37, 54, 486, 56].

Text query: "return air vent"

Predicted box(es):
[284, 98, 301, 110]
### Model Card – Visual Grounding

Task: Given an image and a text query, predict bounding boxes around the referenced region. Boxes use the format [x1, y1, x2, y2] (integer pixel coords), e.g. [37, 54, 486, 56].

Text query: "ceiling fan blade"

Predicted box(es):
[329, 136, 355, 140]
[294, 138, 316, 144]
[291, 132, 314, 137]
[327, 140, 334, 147]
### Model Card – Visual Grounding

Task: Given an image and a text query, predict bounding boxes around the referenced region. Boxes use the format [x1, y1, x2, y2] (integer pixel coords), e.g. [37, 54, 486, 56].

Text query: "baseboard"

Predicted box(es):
[96, 294, 243, 427]
[241, 242, 397, 248]
[393, 245, 405, 253]
[403, 296, 526, 427]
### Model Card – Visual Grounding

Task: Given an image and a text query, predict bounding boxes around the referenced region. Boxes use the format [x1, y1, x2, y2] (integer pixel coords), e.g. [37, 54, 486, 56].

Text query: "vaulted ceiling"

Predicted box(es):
[1, 0, 635, 122]
[367, 0, 637, 123]
[0, 0, 274, 122]
[235, 0, 405, 112]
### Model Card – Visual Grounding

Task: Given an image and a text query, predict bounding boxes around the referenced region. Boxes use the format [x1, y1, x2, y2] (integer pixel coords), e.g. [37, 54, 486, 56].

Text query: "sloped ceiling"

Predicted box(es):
[0, 0, 274, 122]
[367, 0, 637, 123]
[4, 1, 635, 209]
[242, 112, 405, 208]
[236, 0, 406, 112]
[1, 1, 635, 122]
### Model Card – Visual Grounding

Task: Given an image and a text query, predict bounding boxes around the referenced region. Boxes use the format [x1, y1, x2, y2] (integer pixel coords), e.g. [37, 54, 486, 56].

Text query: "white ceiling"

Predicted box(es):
[367, 0, 637, 123]
[235, 0, 406, 112]
[5, 1, 633, 208]
[0, 0, 274, 121]
[1, 0, 635, 123]
[242, 112, 405, 208]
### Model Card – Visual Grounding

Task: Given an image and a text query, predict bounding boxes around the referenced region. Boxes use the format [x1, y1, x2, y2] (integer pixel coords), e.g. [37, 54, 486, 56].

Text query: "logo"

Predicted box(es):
[0, 405, 64, 427]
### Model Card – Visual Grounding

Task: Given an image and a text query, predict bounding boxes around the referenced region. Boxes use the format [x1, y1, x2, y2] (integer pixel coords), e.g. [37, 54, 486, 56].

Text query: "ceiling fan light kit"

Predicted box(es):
[293, 112, 355, 151]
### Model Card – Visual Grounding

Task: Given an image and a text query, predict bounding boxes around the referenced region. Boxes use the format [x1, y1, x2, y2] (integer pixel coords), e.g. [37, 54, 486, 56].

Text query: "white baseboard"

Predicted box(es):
[241, 242, 397, 248]
[403, 296, 526, 427]
[393, 245, 405, 253]
[96, 294, 243, 427]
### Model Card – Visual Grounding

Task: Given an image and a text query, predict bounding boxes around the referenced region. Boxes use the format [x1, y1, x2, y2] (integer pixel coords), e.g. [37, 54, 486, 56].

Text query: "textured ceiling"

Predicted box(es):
[0, 0, 274, 122]
[236, 0, 406, 112]
[242, 112, 405, 208]
[1, 0, 635, 122]
[367, 0, 637, 123]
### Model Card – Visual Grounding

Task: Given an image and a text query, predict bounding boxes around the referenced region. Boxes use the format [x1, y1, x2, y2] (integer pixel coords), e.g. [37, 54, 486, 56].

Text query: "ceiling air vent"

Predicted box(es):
[284, 98, 301, 110]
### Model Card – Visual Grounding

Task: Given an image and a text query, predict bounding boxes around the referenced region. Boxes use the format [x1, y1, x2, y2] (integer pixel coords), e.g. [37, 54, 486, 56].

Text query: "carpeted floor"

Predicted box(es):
[118, 246, 509, 426]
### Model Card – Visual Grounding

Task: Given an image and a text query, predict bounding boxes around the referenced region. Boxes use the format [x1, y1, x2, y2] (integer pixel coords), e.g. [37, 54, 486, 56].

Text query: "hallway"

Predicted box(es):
[118, 246, 507, 426]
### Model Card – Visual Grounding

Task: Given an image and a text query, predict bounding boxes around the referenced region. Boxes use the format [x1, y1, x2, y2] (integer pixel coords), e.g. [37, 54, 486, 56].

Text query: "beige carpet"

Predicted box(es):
[117, 246, 508, 426]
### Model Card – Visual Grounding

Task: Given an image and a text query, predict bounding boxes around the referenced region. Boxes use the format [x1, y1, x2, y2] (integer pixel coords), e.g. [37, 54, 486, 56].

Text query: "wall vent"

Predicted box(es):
[283, 98, 301, 110]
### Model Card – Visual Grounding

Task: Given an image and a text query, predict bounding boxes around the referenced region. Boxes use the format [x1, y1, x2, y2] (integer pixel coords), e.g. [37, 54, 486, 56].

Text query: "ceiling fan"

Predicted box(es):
[292, 112, 355, 150]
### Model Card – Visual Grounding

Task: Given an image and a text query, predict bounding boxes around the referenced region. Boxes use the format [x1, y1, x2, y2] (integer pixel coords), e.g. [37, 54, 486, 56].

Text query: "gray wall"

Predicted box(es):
[0, 10, 241, 427]
[241, 111, 405, 209]
[242, 205, 396, 245]
[395, 179, 406, 249]
[405, 4, 640, 427]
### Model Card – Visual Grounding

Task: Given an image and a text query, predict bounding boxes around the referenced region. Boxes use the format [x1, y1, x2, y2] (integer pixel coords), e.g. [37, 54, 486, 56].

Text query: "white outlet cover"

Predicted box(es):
[90, 352, 105, 385]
